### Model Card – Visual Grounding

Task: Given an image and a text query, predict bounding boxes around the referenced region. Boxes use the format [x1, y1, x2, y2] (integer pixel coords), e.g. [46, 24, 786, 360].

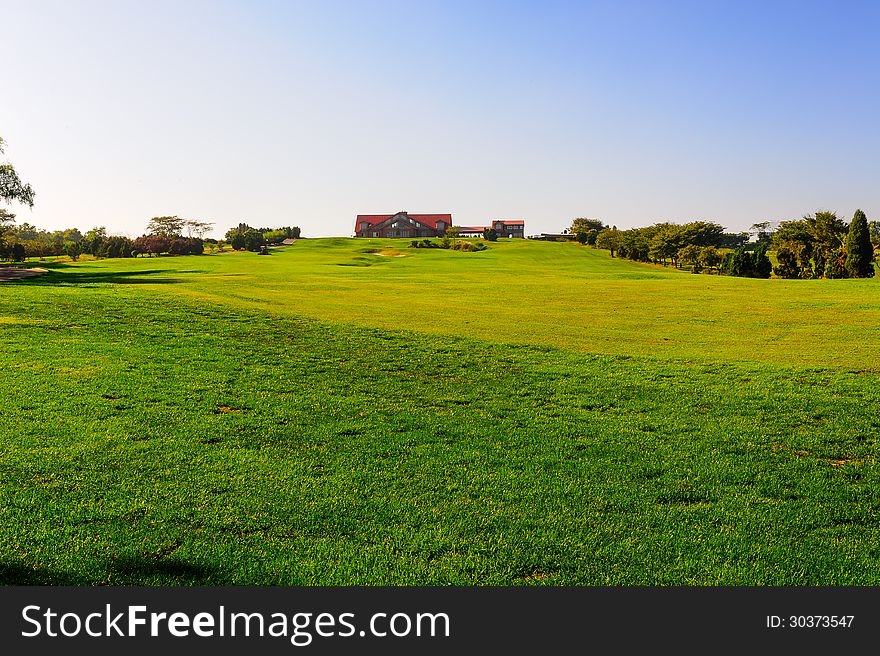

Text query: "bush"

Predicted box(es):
[226, 225, 265, 251]
[698, 246, 722, 272]
[721, 245, 771, 278]
[753, 244, 772, 278]
[133, 235, 171, 256]
[100, 236, 135, 258]
[168, 238, 204, 255]
[409, 239, 440, 249]
[450, 241, 487, 252]
[64, 241, 82, 261]
[411, 238, 486, 252]
[773, 247, 801, 279]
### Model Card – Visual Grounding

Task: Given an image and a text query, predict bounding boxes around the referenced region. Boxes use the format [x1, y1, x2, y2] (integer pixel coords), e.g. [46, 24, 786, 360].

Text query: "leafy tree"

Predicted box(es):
[133, 235, 170, 256]
[773, 247, 801, 279]
[64, 241, 82, 261]
[0, 136, 35, 208]
[0, 208, 15, 254]
[845, 209, 875, 278]
[648, 228, 679, 265]
[868, 220, 880, 247]
[698, 246, 722, 272]
[594, 228, 620, 257]
[576, 231, 588, 245]
[169, 238, 204, 255]
[721, 248, 750, 277]
[225, 223, 265, 251]
[184, 220, 214, 239]
[483, 228, 498, 242]
[0, 135, 37, 261]
[570, 218, 606, 245]
[721, 246, 770, 278]
[676, 221, 726, 247]
[617, 226, 657, 262]
[241, 229, 264, 251]
[616, 221, 727, 264]
[770, 212, 847, 278]
[678, 244, 702, 270]
[83, 226, 108, 255]
[13, 222, 38, 241]
[101, 235, 135, 259]
[773, 219, 817, 278]
[59, 227, 83, 243]
[10, 243, 25, 262]
[753, 244, 772, 278]
[804, 211, 847, 277]
[146, 215, 185, 238]
[825, 247, 847, 279]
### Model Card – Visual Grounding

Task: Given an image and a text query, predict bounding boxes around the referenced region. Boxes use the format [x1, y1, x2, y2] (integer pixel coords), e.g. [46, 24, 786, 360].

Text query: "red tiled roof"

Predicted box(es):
[494, 220, 525, 225]
[355, 213, 452, 231]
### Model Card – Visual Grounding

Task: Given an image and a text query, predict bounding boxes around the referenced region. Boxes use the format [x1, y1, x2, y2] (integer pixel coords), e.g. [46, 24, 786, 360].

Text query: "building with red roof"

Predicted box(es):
[354, 213, 525, 239]
[354, 212, 452, 238]
[457, 220, 525, 238]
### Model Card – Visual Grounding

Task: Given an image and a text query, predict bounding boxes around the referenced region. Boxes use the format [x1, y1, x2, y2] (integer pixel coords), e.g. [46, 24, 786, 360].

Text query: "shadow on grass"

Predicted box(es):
[19, 270, 185, 286]
[0, 555, 223, 585]
[106, 555, 221, 584]
[0, 561, 90, 585]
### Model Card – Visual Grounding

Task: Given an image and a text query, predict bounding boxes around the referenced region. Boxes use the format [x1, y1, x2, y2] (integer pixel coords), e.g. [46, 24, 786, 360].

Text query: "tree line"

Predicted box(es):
[1, 213, 301, 262]
[0, 214, 210, 261]
[2, 134, 304, 262]
[224, 223, 300, 252]
[572, 218, 761, 276]
[770, 210, 876, 279]
[571, 211, 877, 279]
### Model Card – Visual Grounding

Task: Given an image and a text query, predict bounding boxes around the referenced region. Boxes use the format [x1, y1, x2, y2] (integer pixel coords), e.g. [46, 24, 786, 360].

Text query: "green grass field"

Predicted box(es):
[2, 238, 880, 584]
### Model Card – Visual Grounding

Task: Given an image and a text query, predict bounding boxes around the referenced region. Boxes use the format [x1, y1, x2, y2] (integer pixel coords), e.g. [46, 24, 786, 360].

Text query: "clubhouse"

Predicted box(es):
[354, 212, 525, 239]
[354, 212, 452, 239]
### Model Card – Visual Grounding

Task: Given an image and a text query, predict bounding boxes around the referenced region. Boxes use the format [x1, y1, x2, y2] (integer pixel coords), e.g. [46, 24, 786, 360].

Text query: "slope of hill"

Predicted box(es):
[1, 240, 878, 584]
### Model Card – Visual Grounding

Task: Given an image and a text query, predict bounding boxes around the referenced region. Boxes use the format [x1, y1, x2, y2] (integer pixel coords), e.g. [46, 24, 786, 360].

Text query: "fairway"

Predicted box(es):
[2, 239, 880, 584]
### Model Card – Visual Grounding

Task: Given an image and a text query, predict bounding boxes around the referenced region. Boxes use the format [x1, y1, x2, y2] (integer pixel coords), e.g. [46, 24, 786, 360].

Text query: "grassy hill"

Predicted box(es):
[2, 239, 879, 584]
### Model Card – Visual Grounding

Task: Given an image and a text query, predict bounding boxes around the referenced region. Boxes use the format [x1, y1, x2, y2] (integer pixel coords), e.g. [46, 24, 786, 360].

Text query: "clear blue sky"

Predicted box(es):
[3, 0, 878, 238]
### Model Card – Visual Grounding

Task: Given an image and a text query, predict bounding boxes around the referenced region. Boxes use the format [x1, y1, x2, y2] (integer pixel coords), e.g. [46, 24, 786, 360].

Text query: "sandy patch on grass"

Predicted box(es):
[0, 267, 48, 282]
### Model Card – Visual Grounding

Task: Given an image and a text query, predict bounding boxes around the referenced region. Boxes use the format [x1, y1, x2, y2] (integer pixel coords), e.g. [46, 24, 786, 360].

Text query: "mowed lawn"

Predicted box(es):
[1, 238, 880, 584]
